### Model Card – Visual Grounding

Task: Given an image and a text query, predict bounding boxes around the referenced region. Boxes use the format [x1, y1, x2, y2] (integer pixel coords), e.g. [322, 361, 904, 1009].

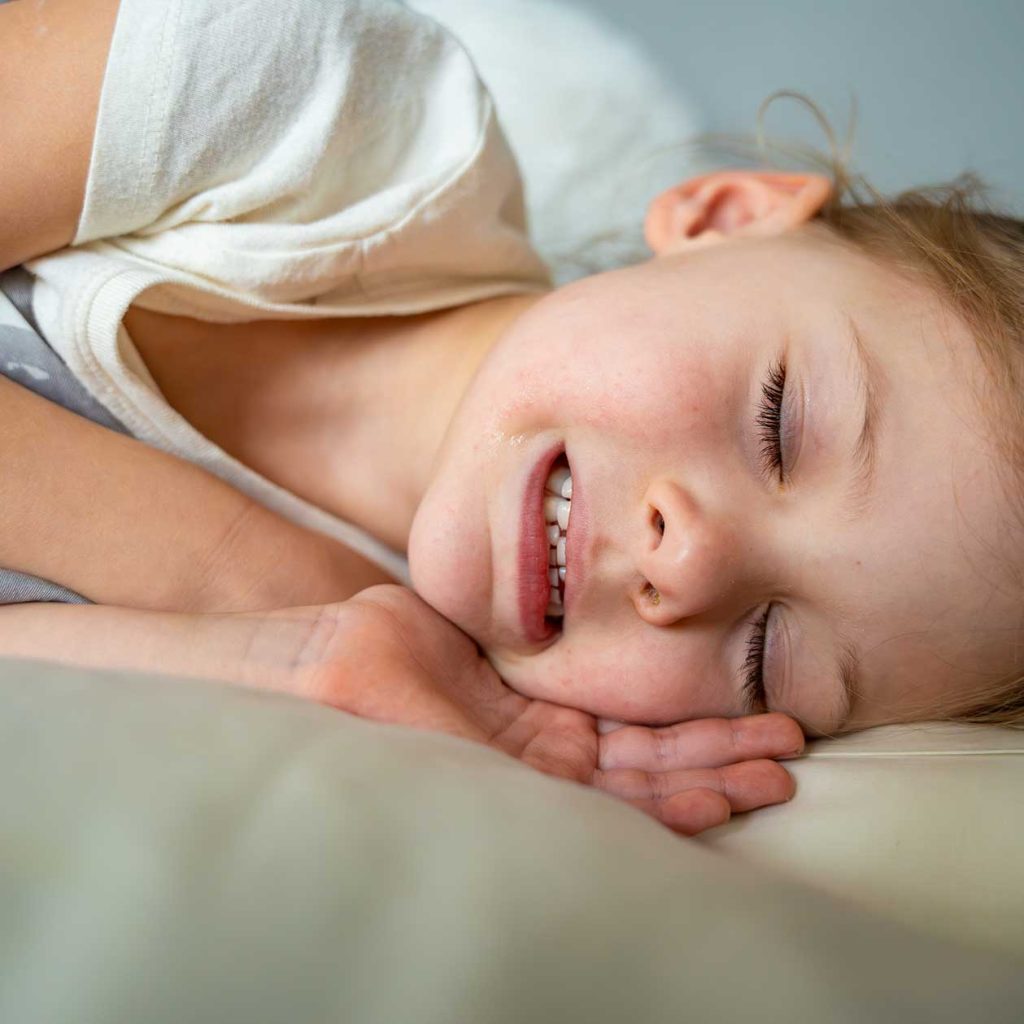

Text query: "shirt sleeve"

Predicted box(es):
[72, 0, 549, 308]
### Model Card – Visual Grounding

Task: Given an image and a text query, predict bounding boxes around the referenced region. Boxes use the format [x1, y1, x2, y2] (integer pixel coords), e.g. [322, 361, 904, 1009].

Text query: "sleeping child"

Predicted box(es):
[1, 0, 1022, 836]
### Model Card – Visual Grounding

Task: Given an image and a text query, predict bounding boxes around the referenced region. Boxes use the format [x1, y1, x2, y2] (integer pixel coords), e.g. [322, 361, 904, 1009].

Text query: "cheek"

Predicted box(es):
[479, 292, 726, 451]
[407, 470, 489, 633]
[561, 342, 722, 452]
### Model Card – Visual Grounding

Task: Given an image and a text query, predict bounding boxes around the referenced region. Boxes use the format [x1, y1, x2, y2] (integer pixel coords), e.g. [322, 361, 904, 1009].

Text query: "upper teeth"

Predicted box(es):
[544, 464, 572, 618]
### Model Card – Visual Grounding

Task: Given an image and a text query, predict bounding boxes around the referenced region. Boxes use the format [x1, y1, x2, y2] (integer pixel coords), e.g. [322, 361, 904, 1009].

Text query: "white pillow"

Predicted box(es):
[2, 657, 1022, 1022]
[700, 722, 1024, 957]
[408, 0, 702, 285]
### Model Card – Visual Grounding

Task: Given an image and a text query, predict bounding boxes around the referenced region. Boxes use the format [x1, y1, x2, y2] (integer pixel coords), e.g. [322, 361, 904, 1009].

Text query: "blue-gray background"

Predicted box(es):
[576, 0, 1024, 214]
[3, 0, 1019, 212]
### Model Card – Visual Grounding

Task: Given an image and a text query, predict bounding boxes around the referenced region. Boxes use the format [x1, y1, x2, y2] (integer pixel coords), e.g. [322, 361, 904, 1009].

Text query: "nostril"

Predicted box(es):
[651, 508, 666, 541]
[642, 580, 661, 606]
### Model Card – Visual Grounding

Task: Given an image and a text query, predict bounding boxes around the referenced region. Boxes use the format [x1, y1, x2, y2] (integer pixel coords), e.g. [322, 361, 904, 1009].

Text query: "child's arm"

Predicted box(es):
[0, 600, 305, 693]
[0, 588, 803, 837]
[0, 375, 392, 612]
[0, 0, 120, 271]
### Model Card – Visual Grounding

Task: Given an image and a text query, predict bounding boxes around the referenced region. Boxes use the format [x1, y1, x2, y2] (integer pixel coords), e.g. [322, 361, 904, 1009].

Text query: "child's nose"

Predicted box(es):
[632, 477, 745, 626]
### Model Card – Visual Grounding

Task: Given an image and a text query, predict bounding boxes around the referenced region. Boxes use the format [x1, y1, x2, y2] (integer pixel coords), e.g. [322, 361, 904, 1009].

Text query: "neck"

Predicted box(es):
[135, 293, 543, 554]
[317, 294, 541, 550]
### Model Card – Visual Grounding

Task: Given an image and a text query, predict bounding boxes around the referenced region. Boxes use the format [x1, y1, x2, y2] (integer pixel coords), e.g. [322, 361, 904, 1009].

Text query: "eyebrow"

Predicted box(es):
[842, 312, 882, 520]
[826, 313, 881, 732]
[756, 314, 879, 729]
[775, 631, 860, 735]
[829, 638, 860, 733]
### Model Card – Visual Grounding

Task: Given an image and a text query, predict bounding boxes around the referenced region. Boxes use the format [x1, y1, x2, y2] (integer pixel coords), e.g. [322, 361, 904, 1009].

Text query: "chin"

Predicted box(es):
[484, 647, 571, 705]
[485, 664, 565, 712]
[489, 654, 673, 726]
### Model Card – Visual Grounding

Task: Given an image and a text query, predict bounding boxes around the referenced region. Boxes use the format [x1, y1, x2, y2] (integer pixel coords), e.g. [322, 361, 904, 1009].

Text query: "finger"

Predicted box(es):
[627, 788, 731, 837]
[598, 712, 804, 772]
[596, 758, 796, 814]
[596, 718, 627, 735]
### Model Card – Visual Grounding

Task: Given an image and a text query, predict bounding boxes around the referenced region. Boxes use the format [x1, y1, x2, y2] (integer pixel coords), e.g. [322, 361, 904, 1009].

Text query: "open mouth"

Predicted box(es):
[542, 453, 572, 628]
[518, 445, 572, 644]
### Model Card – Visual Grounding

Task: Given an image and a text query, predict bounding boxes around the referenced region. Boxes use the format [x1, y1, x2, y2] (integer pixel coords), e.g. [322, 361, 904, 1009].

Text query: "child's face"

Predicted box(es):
[408, 227, 1021, 736]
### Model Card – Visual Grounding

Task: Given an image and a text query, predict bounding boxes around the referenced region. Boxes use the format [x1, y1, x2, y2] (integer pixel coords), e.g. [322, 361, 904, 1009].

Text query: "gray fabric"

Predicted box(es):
[0, 568, 89, 605]
[0, 266, 42, 332]
[0, 268, 124, 605]
[0, 268, 129, 433]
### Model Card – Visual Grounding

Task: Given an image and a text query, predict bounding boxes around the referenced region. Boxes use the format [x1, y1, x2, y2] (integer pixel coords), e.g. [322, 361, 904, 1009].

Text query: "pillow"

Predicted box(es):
[408, 0, 702, 285]
[700, 721, 1024, 957]
[1, 656, 1022, 1023]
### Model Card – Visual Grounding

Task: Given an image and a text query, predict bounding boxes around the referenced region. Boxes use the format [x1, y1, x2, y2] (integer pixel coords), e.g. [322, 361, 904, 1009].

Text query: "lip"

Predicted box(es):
[517, 443, 563, 644]
[563, 450, 587, 620]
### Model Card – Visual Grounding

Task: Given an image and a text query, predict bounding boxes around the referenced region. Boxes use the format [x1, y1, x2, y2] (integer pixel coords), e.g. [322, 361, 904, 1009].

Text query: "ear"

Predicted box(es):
[643, 170, 832, 255]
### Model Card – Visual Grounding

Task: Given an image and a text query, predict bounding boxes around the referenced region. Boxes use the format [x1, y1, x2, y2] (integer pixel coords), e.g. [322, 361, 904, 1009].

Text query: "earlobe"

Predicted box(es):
[644, 171, 832, 255]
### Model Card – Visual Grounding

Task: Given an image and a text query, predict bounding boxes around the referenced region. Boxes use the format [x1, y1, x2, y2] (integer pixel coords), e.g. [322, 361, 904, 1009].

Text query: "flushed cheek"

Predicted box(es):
[572, 357, 721, 452]
[650, 359, 720, 433]
[408, 464, 494, 638]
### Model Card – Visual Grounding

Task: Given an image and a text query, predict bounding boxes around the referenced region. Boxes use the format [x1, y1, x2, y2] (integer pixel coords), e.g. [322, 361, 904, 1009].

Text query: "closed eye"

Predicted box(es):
[745, 359, 787, 710]
[756, 360, 786, 481]
[742, 604, 771, 713]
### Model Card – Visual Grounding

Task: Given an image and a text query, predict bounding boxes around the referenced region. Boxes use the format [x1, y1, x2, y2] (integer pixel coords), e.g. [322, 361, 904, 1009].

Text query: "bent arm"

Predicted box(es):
[0, 375, 392, 612]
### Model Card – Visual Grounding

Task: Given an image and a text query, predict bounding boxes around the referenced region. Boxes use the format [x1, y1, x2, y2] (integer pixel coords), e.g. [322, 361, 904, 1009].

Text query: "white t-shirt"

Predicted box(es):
[27, 0, 551, 582]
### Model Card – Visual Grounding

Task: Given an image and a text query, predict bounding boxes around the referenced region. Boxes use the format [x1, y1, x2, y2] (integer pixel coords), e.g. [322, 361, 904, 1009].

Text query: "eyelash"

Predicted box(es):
[742, 605, 771, 712]
[756, 360, 787, 481]
[744, 360, 787, 710]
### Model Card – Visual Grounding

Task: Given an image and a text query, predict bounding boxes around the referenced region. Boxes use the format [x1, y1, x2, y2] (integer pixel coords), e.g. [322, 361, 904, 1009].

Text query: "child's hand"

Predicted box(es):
[591, 713, 804, 834]
[283, 585, 804, 837]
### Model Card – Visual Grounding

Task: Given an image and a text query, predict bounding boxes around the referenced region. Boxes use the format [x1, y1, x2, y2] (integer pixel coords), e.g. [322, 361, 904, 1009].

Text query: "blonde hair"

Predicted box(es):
[698, 93, 1024, 728]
